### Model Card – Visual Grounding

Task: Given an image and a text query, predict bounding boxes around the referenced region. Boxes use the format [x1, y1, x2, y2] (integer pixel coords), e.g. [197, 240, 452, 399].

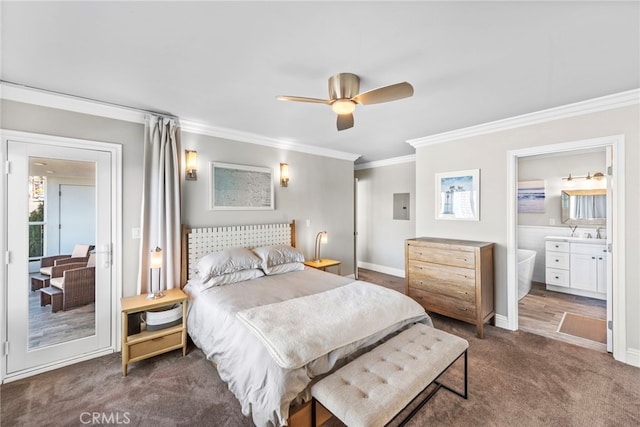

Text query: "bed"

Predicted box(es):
[180, 221, 433, 426]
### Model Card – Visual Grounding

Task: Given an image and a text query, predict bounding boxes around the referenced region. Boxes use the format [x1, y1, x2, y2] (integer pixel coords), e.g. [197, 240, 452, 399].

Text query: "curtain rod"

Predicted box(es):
[0, 80, 179, 120]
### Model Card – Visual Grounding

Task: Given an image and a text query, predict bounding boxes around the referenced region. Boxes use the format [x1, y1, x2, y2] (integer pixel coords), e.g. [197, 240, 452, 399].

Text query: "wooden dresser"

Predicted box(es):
[405, 237, 495, 338]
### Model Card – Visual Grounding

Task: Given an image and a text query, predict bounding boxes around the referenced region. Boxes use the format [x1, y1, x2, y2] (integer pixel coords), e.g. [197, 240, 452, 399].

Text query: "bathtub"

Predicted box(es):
[518, 249, 537, 300]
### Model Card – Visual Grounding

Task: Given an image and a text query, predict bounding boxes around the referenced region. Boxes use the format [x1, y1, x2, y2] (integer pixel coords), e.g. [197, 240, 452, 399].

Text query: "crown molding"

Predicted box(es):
[407, 89, 640, 148]
[1, 82, 147, 124]
[0, 81, 361, 162]
[354, 154, 415, 170]
[180, 120, 361, 162]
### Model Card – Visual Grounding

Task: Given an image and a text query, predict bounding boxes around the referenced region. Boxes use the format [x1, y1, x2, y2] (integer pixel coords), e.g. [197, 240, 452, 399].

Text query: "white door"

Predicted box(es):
[6, 140, 112, 375]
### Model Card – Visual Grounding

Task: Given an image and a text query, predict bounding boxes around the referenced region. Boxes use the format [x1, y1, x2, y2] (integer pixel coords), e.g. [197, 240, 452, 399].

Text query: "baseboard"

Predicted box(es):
[357, 261, 405, 278]
[625, 348, 640, 368]
[494, 313, 513, 330]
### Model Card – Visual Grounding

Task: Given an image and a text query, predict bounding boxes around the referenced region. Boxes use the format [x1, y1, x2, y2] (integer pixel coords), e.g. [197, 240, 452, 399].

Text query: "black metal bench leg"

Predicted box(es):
[397, 349, 468, 426]
[437, 349, 468, 399]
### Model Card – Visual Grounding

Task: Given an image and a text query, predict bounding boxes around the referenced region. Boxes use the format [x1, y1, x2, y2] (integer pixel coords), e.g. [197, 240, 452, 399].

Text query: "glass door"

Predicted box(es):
[6, 140, 112, 374]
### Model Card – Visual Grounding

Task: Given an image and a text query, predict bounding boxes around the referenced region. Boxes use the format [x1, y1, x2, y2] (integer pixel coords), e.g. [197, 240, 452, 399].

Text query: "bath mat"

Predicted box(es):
[557, 312, 606, 344]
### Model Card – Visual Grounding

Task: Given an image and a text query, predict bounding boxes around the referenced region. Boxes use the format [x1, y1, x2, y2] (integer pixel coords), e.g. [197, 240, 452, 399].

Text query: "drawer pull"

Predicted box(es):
[457, 307, 469, 311]
[555, 276, 559, 279]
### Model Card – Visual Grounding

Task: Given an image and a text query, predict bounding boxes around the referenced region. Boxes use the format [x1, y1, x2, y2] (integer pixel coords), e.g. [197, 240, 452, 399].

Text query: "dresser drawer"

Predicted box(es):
[408, 286, 476, 320]
[545, 251, 569, 270]
[407, 245, 475, 269]
[128, 330, 182, 360]
[408, 264, 475, 302]
[546, 267, 569, 287]
[545, 241, 569, 253]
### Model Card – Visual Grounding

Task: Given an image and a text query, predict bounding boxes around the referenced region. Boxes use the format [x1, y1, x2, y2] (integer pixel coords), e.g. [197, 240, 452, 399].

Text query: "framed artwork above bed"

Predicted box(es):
[209, 162, 274, 210]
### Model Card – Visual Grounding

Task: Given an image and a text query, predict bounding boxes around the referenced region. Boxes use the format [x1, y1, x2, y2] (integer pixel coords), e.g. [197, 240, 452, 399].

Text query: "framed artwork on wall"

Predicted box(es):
[517, 180, 545, 213]
[209, 162, 274, 210]
[435, 169, 480, 221]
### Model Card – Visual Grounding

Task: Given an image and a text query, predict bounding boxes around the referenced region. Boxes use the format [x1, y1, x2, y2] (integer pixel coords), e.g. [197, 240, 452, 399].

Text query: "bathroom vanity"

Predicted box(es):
[545, 236, 607, 300]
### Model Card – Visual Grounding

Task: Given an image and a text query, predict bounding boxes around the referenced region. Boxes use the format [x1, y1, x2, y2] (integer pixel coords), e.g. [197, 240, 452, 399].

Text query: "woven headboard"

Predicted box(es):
[180, 221, 296, 287]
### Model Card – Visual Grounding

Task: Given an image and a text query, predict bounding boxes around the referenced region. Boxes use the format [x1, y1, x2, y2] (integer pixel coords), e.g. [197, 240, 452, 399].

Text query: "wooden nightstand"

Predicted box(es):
[120, 287, 188, 376]
[304, 259, 341, 275]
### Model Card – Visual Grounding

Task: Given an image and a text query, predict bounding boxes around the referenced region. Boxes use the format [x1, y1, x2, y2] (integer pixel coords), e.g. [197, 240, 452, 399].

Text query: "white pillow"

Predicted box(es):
[195, 247, 262, 282]
[203, 268, 265, 289]
[263, 261, 305, 276]
[252, 245, 305, 271]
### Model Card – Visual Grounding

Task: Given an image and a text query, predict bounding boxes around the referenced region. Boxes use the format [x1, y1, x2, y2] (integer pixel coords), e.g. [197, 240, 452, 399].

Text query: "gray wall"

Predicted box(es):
[415, 104, 639, 351]
[181, 131, 355, 275]
[355, 162, 415, 275]
[518, 150, 606, 227]
[1, 100, 356, 301]
[1, 99, 144, 298]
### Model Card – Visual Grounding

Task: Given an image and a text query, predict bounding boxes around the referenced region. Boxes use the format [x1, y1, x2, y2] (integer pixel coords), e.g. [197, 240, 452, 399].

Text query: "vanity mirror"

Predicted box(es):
[561, 189, 606, 225]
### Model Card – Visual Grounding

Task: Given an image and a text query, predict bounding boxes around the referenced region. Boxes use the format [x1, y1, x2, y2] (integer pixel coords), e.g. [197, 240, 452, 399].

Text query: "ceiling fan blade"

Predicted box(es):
[277, 95, 331, 104]
[337, 113, 354, 131]
[352, 82, 414, 105]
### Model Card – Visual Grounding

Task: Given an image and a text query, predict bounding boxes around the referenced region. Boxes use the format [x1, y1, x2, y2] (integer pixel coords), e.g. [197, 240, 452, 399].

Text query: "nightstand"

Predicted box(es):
[120, 287, 188, 376]
[304, 259, 341, 275]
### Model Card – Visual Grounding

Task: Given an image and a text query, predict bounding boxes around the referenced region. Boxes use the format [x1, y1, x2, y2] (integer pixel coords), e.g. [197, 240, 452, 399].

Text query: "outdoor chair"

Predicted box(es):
[39, 244, 94, 276]
[48, 253, 96, 311]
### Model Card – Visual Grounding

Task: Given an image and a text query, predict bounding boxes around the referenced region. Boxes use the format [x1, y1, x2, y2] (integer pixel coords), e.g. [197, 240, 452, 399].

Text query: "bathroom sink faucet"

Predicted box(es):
[596, 227, 602, 239]
[569, 225, 578, 237]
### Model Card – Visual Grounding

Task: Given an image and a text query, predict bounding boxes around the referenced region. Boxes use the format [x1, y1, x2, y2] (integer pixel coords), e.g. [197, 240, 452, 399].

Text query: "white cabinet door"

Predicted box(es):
[570, 253, 598, 292]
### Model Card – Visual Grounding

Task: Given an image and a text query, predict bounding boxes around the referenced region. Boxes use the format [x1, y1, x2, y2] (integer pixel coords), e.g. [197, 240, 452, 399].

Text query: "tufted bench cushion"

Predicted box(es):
[311, 323, 468, 427]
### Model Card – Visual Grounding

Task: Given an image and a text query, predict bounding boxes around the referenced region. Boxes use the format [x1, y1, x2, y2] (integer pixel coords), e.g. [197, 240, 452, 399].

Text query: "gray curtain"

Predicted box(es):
[137, 115, 182, 294]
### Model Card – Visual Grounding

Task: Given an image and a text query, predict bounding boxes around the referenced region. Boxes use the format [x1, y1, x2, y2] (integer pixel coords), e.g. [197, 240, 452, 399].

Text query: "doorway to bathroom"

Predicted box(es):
[517, 148, 608, 352]
[507, 134, 626, 361]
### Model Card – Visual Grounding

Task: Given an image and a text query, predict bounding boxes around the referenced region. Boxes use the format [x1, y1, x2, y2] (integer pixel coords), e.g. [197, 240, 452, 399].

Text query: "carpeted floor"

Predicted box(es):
[2, 272, 639, 426]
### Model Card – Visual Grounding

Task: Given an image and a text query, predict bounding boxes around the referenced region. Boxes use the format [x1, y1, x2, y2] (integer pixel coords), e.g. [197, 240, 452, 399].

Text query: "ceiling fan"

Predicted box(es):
[277, 73, 414, 131]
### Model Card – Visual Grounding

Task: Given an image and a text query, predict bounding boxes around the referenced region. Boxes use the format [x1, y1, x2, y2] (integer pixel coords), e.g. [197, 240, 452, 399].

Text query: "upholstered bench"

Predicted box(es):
[311, 323, 468, 427]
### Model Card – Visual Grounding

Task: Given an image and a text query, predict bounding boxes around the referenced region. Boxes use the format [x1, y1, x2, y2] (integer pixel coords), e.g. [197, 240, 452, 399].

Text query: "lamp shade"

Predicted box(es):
[280, 162, 290, 187]
[149, 247, 163, 269]
[185, 150, 197, 180]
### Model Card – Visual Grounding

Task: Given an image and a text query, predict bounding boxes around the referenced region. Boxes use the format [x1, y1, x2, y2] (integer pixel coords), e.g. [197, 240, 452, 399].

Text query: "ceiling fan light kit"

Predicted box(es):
[278, 72, 413, 131]
[331, 99, 356, 115]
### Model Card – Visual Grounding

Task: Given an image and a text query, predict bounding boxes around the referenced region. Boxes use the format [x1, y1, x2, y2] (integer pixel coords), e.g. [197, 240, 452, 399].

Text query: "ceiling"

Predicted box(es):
[2, 2, 638, 164]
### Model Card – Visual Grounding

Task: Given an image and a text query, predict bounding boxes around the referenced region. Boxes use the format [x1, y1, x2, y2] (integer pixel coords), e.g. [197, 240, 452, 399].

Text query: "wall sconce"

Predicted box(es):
[185, 150, 197, 181]
[314, 231, 328, 262]
[147, 247, 165, 299]
[280, 162, 290, 187]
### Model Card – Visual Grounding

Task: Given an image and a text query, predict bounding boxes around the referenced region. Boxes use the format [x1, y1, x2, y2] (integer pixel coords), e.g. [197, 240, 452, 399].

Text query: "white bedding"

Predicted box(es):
[185, 267, 432, 426]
